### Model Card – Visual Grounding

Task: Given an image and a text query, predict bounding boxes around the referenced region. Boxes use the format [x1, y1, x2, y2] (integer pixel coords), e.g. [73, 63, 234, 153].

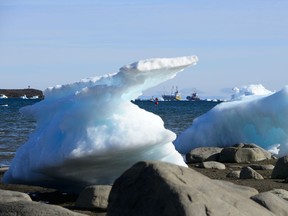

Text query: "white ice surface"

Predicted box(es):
[174, 85, 288, 157]
[4, 56, 198, 192]
[231, 84, 273, 100]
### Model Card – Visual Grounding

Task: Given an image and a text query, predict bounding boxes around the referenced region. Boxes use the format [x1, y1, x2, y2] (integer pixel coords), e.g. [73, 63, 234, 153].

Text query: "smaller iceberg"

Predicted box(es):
[174, 84, 288, 157]
[231, 84, 273, 100]
[4, 56, 198, 192]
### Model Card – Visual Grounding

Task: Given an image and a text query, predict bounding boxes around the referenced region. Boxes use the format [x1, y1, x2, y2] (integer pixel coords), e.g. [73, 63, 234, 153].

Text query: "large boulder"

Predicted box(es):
[186, 147, 223, 163]
[0, 201, 86, 216]
[220, 143, 272, 163]
[107, 161, 275, 216]
[75, 185, 111, 210]
[271, 155, 288, 179]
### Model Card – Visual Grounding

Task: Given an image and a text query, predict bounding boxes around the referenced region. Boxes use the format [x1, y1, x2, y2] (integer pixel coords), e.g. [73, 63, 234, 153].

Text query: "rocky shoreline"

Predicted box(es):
[0, 88, 44, 99]
[1, 144, 288, 215]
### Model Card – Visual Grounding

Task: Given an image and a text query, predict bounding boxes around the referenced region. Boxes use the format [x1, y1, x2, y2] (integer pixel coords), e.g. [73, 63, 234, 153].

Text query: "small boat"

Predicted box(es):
[0, 94, 8, 99]
[162, 87, 181, 101]
[186, 92, 200, 101]
[30, 95, 39, 99]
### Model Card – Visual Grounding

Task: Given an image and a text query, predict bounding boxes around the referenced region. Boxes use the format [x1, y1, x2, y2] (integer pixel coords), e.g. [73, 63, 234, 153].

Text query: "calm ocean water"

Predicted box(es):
[0, 99, 219, 166]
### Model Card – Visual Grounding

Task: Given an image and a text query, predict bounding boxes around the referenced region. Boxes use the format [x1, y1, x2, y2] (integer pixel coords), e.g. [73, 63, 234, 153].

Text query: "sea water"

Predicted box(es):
[134, 100, 220, 135]
[0, 99, 219, 166]
[0, 99, 41, 166]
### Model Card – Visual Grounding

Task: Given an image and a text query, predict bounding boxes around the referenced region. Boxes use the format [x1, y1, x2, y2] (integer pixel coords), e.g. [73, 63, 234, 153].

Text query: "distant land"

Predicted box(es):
[0, 88, 44, 99]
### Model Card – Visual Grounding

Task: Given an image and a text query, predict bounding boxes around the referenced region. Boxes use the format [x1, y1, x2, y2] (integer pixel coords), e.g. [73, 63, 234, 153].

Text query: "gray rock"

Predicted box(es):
[75, 185, 111, 210]
[251, 191, 288, 216]
[240, 166, 264, 179]
[0, 201, 87, 216]
[226, 170, 241, 179]
[272, 155, 288, 179]
[107, 161, 275, 216]
[249, 164, 275, 170]
[199, 161, 226, 170]
[268, 189, 288, 201]
[234, 143, 271, 157]
[0, 189, 32, 202]
[186, 147, 223, 163]
[220, 143, 271, 163]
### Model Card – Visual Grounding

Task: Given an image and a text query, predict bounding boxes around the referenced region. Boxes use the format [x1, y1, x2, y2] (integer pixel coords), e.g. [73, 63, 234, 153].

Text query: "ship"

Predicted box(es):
[186, 92, 200, 101]
[162, 87, 181, 101]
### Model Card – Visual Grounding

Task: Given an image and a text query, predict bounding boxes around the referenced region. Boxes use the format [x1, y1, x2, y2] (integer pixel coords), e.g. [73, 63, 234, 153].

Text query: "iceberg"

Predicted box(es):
[4, 56, 198, 192]
[174, 84, 288, 157]
[230, 84, 274, 100]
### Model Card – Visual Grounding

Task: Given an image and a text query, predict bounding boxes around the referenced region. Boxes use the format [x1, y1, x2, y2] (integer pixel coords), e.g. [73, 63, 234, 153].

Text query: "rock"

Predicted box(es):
[75, 185, 111, 210]
[107, 161, 275, 216]
[0, 201, 86, 216]
[251, 191, 288, 216]
[228, 165, 243, 169]
[240, 167, 264, 179]
[249, 164, 274, 170]
[185, 147, 222, 163]
[226, 170, 241, 179]
[199, 161, 226, 170]
[0, 167, 8, 173]
[0, 189, 32, 202]
[234, 143, 272, 159]
[212, 180, 258, 197]
[271, 155, 288, 179]
[220, 143, 271, 163]
[267, 189, 288, 201]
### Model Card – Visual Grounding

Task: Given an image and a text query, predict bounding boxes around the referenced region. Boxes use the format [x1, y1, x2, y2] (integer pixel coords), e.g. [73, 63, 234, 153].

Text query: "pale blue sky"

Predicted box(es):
[0, 0, 287, 99]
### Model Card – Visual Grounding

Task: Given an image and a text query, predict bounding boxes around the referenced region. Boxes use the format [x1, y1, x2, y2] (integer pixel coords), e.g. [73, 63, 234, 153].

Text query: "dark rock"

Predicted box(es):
[240, 167, 264, 179]
[271, 155, 288, 179]
[186, 147, 222, 163]
[0, 88, 44, 99]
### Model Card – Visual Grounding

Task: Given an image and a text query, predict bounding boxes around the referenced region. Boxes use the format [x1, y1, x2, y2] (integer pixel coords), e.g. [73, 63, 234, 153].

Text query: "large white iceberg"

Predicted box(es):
[4, 56, 198, 192]
[174, 84, 288, 157]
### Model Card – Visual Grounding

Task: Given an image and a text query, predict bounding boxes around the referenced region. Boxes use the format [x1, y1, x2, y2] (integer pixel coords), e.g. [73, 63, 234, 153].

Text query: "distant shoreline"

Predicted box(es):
[0, 88, 44, 99]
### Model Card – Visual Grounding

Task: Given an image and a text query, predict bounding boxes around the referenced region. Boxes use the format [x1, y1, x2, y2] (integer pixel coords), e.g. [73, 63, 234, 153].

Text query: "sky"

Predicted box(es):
[0, 0, 288, 99]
